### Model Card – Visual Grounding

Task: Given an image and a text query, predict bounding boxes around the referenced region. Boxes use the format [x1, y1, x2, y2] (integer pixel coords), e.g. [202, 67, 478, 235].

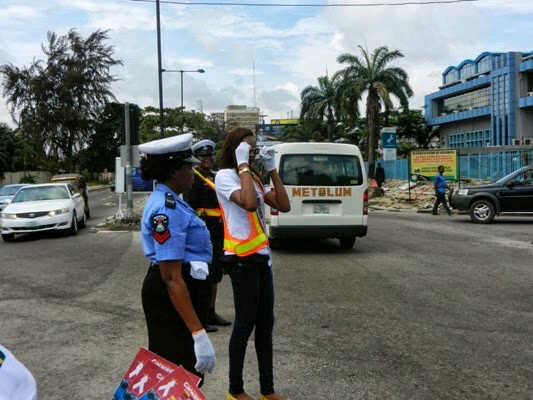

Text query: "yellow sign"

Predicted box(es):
[292, 187, 352, 197]
[271, 119, 299, 125]
[410, 149, 458, 181]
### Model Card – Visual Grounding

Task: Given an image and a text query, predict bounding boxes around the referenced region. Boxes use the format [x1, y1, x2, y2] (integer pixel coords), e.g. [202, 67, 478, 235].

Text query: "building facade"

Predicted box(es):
[425, 51, 533, 149]
[224, 105, 260, 133]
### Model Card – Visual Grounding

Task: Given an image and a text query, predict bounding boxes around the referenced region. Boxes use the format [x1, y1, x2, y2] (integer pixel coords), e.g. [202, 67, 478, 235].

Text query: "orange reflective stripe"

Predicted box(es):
[219, 173, 269, 257]
[196, 208, 221, 217]
[193, 168, 215, 190]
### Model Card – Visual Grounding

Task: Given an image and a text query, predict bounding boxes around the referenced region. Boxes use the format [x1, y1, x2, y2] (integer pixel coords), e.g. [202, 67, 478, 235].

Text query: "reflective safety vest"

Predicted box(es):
[219, 172, 269, 257]
[196, 208, 221, 217]
[193, 167, 221, 218]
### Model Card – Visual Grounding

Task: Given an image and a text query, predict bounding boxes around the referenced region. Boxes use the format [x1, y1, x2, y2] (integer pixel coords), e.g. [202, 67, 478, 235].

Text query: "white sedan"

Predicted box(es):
[0, 183, 86, 242]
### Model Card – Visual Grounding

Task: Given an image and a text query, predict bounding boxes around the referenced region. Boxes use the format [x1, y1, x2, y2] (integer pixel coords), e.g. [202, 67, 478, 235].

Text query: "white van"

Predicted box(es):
[265, 142, 368, 249]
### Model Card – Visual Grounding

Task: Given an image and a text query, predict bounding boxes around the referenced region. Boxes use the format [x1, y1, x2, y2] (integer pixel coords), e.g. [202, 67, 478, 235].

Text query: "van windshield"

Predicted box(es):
[279, 154, 363, 186]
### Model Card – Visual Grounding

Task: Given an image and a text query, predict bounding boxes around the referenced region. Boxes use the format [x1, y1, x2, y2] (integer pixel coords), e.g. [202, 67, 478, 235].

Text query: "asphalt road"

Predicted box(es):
[1, 190, 532, 399]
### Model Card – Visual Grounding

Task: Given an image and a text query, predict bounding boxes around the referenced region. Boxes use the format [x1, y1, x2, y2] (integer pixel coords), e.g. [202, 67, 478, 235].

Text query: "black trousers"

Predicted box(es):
[433, 192, 451, 214]
[227, 254, 275, 395]
[141, 263, 210, 379]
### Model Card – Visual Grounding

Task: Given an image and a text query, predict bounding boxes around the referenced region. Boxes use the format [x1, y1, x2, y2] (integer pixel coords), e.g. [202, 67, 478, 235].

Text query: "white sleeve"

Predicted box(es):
[215, 169, 240, 201]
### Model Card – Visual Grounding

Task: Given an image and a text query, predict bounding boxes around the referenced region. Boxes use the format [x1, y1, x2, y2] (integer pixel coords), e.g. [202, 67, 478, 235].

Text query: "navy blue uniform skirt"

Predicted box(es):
[141, 262, 210, 379]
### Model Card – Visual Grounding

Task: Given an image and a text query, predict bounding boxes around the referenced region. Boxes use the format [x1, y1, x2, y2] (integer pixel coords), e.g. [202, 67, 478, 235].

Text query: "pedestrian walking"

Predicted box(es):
[375, 162, 385, 195]
[139, 133, 216, 383]
[215, 127, 291, 400]
[184, 138, 232, 333]
[432, 165, 452, 215]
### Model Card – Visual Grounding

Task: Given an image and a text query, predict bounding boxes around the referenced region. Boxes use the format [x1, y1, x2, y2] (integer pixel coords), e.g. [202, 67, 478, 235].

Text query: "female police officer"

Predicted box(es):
[139, 133, 216, 380]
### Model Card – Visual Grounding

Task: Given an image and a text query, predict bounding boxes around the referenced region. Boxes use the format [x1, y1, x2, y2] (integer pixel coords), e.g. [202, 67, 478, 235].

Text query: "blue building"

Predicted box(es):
[424, 51, 533, 149]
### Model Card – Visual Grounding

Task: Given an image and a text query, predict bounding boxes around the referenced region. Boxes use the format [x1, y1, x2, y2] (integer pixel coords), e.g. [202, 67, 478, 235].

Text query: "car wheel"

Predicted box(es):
[2, 233, 15, 242]
[470, 199, 495, 223]
[70, 212, 79, 235]
[339, 236, 356, 249]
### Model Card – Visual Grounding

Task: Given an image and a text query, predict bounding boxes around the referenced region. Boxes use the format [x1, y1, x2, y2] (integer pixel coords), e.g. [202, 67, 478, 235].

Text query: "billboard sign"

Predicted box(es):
[410, 149, 458, 181]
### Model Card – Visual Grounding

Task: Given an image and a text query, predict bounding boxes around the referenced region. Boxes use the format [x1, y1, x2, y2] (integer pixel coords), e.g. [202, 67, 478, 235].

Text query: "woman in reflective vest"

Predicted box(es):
[214, 128, 290, 400]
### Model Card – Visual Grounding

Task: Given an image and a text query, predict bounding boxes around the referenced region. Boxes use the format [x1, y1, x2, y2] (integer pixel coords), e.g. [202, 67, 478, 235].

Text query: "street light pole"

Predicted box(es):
[162, 68, 205, 110]
[155, 0, 164, 137]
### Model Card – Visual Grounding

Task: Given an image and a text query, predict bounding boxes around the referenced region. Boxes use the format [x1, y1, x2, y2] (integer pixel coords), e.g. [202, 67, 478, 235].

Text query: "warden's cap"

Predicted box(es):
[138, 133, 199, 163]
[192, 139, 216, 157]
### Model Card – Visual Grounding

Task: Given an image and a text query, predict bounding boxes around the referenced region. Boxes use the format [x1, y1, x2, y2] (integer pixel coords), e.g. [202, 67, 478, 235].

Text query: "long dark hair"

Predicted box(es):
[218, 127, 255, 169]
[140, 157, 185, 182]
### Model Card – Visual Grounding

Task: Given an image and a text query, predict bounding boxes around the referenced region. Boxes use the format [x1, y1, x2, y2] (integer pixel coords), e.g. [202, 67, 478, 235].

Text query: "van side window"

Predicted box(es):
[280, 154, 363, 186]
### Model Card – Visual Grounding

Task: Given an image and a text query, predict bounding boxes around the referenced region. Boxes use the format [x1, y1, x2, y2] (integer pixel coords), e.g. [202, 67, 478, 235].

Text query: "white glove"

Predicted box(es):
[235, 141, 251, 166]
[192, 329, 216, 374]
[259, 146, 276, 172]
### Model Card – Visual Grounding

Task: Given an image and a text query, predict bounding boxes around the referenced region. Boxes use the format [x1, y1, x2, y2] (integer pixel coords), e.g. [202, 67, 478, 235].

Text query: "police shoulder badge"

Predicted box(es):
[152, 214, 171, 244]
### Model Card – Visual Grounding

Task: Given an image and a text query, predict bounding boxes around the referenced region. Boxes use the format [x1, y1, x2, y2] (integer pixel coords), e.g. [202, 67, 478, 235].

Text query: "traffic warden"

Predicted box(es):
[139, 133, 216, 382]
[184, 139, 232, 333]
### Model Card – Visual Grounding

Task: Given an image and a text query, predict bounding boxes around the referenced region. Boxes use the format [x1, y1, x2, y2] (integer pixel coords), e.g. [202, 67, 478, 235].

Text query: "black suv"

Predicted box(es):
[450, 164, 533, 223]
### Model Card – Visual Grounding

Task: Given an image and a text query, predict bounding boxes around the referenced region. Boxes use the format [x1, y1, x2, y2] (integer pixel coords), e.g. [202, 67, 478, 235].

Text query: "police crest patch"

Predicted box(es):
[152, 214, 171, 244]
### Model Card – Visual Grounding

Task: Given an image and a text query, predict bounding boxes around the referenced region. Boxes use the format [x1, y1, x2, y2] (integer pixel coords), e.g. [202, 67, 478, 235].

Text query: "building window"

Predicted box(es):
[448, 129, 490, 148]
[460, 63, 474, 80]
[444, 70, 457, 85]
[477, 56, 490, 74]
[439, 86, 490, 114]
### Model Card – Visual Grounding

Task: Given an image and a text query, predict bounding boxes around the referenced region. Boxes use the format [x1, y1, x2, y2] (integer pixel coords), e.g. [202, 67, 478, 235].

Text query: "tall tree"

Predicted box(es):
[338, 46, 413, 176]
[0, 29, 122, 171]
[300, 75, 339, 142]
[0, 124, 36, 177]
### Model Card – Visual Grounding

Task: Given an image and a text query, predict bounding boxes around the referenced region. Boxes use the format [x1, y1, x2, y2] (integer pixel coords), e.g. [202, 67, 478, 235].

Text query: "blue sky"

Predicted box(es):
[0, 0, 532, 126]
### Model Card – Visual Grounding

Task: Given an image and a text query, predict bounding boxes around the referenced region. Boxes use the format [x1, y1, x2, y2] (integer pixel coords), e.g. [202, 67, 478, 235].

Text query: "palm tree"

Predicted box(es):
[337, 46, 413, 177]
[300, 75, 339, 142]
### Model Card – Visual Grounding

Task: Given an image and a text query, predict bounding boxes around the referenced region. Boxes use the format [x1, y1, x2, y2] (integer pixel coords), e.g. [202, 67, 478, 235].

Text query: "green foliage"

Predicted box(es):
[0, 123, 39, 177]
[79, 102, 134, 174]
[139, 106, 222, 145]
[0, 29, 122, 171]
[337, 45, 413, 177]
[19, 174, 36, 184]
[300, 75, 340, 142]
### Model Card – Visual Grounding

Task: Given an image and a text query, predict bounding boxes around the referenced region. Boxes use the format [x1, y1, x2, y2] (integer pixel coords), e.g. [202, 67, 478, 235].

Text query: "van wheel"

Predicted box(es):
[339, 236, 356, 249]
[2, 233, 15, 242]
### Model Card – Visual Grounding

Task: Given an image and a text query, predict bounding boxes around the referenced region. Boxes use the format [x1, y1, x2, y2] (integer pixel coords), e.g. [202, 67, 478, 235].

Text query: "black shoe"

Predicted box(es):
[209, 312, 232, 326]
[204, 324, 218, 333]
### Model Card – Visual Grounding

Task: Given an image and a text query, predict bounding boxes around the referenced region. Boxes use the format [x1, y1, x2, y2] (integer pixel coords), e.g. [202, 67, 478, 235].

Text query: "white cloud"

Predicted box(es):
[1, 0, 532, 127]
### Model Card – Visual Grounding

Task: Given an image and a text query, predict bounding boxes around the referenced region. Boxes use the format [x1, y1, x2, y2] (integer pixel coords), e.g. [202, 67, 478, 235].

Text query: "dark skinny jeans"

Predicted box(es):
[228, 254, 275, 395]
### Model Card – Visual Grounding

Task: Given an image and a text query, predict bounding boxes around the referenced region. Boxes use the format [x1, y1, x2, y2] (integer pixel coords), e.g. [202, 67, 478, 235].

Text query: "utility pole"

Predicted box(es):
[156, 0, 164, 138]
[124, 103, 134, 220]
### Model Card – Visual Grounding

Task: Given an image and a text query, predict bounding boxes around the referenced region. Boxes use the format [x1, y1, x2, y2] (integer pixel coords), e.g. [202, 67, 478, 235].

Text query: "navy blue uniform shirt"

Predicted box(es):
[141, 183, 212, 264]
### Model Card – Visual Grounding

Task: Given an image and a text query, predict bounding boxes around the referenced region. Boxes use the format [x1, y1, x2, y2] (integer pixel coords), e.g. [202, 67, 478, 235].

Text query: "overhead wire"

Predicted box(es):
[126, 0, 479, 7]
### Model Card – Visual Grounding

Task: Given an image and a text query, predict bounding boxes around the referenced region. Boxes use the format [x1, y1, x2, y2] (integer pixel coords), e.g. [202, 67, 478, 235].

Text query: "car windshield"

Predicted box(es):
[12, 186, 70, 202]
[0, 185, 23, 196]
[279, 154, 363, 186]
[494, 169, 525, 185]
